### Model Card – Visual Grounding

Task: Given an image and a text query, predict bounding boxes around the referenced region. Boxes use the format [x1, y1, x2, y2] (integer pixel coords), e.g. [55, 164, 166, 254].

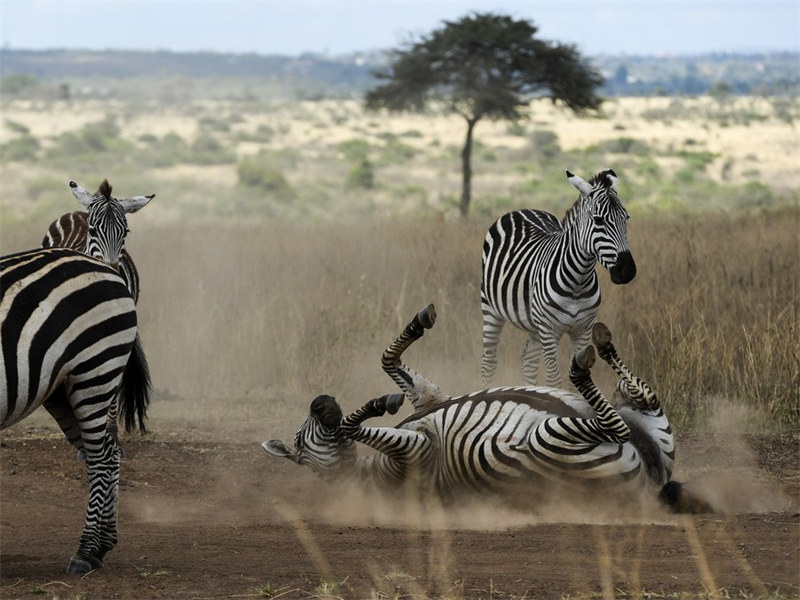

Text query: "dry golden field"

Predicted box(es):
[1, 95, 799, 600]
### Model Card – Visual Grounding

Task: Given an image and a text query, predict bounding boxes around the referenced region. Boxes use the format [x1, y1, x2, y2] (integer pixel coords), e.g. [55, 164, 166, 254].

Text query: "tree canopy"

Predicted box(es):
[365, 12, 604, 216]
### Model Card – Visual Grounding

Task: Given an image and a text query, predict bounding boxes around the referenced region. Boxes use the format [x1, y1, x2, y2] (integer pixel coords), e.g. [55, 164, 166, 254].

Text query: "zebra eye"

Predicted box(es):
[593, 215, 604, 226]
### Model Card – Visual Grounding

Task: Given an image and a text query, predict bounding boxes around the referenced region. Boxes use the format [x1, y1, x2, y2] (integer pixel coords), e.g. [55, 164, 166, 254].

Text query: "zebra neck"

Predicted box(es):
[555, 232, 599, 289]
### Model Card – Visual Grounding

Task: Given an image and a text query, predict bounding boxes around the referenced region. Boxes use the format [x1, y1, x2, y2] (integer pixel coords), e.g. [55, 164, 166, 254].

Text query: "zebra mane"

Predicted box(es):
[561, 169, 618, 226]
[95, 179, 113, 201]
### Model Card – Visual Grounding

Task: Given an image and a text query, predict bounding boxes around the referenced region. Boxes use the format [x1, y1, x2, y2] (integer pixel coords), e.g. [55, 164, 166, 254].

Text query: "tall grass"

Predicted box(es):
[2, 207, 796, 435]
[56, 212, 800, 431]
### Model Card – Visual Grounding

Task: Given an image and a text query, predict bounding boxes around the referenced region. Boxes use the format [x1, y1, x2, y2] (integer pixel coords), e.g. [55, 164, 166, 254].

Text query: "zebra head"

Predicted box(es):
[262, 395, 357, 477]
[566, 169, 637, 284]
[70, 179, 154, 269]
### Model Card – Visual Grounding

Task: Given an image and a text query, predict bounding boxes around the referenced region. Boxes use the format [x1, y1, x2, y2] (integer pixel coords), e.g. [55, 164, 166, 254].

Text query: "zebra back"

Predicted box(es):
[0, 248, 148, 432]
[42, 210, 141, 303]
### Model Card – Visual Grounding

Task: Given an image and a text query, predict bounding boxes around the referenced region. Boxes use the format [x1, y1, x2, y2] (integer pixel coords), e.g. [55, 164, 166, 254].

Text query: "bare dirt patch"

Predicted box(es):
[1, 426, 797, 599]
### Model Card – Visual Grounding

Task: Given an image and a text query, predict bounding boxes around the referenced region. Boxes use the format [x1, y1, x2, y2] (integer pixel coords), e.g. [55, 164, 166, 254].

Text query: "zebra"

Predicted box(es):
[1, 247, 151, 574]
[42, 178, 156, 303]
[263, 304, 710, 513]
[42, 179, 153, 451]
[480, 168, 637, 387]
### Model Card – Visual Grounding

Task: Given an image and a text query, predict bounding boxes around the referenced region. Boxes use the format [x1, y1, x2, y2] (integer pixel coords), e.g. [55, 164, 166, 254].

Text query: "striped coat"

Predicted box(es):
[1, 247, 150, 573]
[264, 305, 707, 512]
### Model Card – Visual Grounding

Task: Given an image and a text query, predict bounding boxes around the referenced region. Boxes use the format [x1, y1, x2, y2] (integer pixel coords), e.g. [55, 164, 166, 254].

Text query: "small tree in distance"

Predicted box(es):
[365, 12, 604, 217]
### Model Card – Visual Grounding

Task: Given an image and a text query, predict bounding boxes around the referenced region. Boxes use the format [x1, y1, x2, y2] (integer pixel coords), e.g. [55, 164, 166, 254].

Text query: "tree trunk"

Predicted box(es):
[459, 116, 479, 218]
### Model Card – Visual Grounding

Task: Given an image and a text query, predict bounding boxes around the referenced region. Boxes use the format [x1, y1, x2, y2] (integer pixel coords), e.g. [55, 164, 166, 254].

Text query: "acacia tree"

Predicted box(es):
[365, 13, 604, 217]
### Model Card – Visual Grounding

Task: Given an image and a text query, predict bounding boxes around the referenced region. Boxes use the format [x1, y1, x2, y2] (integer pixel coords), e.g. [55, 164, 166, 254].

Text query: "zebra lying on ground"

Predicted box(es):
[263, 304, 709, 513]
[1, 248, 151, 574]
[42, 178, 154, 453]
[481, 168, 636, 387]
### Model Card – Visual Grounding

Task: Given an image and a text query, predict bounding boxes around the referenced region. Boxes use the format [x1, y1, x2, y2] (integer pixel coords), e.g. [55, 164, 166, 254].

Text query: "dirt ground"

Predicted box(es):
[1, 426, 798, 600]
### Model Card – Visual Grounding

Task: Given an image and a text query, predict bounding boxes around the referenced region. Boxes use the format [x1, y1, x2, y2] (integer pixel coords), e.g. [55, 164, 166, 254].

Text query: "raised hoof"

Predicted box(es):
[66, 554, 102, 575]
[416, 304, 436, 329]
[385, 393, 405, 415]
[574, 346, 596, 371]
[592, 322, 612, 349]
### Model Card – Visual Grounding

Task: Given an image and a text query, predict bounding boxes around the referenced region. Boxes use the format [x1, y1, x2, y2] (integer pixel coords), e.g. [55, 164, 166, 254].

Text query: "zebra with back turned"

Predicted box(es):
[1, 247, 151, 574]
[42, 179, 153, 448]
[481, 168, 636, 387]
[263, 305, 709, 513]
[42, 179, 155, 304]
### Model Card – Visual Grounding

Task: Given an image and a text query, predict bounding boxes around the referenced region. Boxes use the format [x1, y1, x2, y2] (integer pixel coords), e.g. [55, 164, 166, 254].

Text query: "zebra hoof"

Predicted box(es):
[592, 322, 612, 349]
[385, 393, 405, 415]
[574, 346, 596, 371]
[417, 304, 436, 329]
[66, 553, 102, 575]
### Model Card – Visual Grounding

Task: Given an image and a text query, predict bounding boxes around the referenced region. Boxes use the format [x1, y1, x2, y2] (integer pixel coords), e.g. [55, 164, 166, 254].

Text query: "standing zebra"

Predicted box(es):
[42, 179, 155, 303]
[480, 168, 636, 387]
[263, 305, 709, 513]
[1, 247, 151, 574]
[42, 179, 154, 449]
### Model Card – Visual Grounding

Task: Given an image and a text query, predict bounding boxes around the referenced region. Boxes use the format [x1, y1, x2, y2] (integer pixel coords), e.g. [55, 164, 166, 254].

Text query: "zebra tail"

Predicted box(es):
[119, 333, 151, 433]
[659, 480, 714, 514]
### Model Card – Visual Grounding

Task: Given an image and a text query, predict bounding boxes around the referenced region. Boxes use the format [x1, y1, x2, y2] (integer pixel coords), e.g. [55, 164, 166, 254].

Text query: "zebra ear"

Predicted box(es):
[69, 180, 96, 209]
[118, 193, 155, 214]
[261, 440, 299, 462]
[565, 170, 593, 197]
[604, 169, 618, 193]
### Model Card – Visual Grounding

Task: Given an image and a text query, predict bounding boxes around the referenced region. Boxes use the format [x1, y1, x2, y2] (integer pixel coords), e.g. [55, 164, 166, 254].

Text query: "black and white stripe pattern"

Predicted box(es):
[41, 179, 155, 304]
[264, 306, 687, 510]
[43, 211, 141, 303]
[1, 248, 151, 574]
[480, 169, 636, 387]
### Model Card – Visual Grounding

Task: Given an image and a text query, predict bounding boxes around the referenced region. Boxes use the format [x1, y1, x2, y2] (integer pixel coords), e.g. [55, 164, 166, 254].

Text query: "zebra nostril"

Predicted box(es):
[609, 251, 636, 284]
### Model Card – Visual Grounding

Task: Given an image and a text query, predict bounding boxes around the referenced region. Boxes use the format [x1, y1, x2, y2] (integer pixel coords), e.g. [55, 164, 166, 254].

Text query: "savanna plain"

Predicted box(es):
[0, 94, 798, 599]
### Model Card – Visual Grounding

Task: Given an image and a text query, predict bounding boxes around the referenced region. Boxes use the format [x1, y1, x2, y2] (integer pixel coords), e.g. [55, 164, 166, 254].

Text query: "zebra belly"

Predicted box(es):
[404, 400, 553, 493]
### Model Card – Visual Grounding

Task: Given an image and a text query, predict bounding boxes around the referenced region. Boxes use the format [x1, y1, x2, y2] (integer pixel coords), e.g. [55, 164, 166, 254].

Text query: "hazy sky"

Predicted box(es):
[1, 1, 798, 57]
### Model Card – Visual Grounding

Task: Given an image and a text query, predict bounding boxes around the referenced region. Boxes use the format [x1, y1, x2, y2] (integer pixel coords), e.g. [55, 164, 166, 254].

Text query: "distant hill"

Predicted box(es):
[1, 48, 796, 99]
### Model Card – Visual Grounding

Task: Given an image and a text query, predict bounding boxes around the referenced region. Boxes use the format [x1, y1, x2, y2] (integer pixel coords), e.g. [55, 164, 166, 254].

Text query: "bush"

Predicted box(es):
[338, 138, 371, 162]
[345, 158, 375, 189]
[1, 135, 40, 161]
[530, 129, 561, 162]
[187, 134, 236, 165]
[237, 156, 295, 200]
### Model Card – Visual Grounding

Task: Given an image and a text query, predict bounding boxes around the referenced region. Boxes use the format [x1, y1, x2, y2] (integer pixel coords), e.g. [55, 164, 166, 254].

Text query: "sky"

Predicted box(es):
[1, 1, 798, 57]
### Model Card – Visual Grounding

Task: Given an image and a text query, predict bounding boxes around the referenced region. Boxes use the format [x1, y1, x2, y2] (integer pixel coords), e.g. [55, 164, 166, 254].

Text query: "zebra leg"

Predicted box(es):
[382, 304, 448, 410]
[67, 432, 120, 574]
[566, 346, 631, 444]
[592, 322, 659, 410]
[43, 389, 87, 458]
[480, 308, 505, 385]
[340, 393, 407, 432]
[540, 331, 562, 387]
[520, 334, 543, 385]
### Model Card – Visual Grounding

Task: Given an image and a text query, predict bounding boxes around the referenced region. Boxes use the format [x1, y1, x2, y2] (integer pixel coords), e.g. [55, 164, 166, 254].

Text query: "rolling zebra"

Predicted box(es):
[42, 178, 156, 303]
[42, 179, 154, 449]
[263, 305, 709, 513]
[1, 247, 151, 574]
[480, 168, 636, 387]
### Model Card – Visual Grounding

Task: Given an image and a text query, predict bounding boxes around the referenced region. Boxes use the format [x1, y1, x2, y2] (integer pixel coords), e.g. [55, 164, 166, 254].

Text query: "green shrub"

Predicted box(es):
[346, 158, 375, 189]
[187, 134, 236, 165]
[530, 129, 561, 162]
[338, 138, 371, 162]
[1, 135, 40, 161]
[237, 156, 295, 200]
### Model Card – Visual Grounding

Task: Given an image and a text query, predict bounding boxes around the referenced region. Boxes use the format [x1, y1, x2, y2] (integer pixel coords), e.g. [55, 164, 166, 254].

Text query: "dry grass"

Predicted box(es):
[1, 95, 797, 438]
[5, 207, 795, 437]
